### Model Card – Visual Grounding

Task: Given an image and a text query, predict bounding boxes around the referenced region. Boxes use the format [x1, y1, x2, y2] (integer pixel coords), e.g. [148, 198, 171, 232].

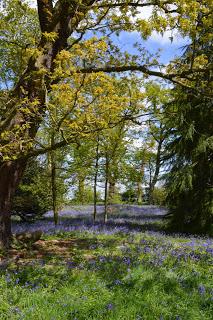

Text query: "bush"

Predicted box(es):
[12, 159, 52, 221]
[121, 188, 137, 203]
[151, 188, 166, 206]
[72, 186, 102, 204]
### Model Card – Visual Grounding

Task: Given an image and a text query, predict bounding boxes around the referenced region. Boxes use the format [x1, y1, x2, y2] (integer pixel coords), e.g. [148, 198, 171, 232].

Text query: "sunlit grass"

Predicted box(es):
[0, 226, 212, 320]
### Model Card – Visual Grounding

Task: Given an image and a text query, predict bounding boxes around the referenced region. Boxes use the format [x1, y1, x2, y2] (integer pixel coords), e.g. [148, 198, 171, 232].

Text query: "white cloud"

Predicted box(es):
[135, 5, 188, 46]
[137, 5, 153, 20]
[150, 30, 187, 45]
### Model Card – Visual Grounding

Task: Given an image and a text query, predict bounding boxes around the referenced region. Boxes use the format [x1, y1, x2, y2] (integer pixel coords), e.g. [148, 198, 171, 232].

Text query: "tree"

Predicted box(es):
[163, 4, 213, 233]
[164, 18, 213, 233]
[69, 139, 94, 204]
[144, 82, 168, 203]
[165, 89, 213, 233]
[99, 121, 130, 221]
[0, 0, 212, 247]
[93, 134, 100, 222]
[129, 148, 146, 204]
[11, 158, 52, 221]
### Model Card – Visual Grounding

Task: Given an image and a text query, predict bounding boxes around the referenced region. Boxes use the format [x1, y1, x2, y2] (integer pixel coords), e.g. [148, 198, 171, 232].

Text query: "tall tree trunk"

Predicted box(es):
[0, 160, 27, 248]
[137, 162, 144, 205]
[51, 157, 58, 225]
[50, 133, 58, 225]
[78, 177, 85, 204]
[137, 181, 143, 205]
[93, 136, 99, 222]
[104, 154, 109, 223]
[148, 139, 163, 204]
[0, 0, 96, 248]
[0, 75, 46, 248]
[108, 178, 116, 204]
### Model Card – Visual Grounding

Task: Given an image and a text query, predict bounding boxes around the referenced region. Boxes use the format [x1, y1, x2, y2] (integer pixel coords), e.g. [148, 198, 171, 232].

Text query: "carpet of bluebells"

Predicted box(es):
[0, 205, 212, 320]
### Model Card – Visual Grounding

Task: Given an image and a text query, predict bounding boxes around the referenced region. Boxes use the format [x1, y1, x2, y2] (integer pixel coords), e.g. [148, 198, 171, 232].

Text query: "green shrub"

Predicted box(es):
[151, 187, 166, 206]
[121, 188, 137, 203]
[12, 159, 52, 221]
[72, 186, 102, 204]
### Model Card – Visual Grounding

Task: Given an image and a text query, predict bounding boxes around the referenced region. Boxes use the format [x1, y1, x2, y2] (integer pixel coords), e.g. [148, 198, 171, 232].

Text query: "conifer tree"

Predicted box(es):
[165, 21, 213, 233]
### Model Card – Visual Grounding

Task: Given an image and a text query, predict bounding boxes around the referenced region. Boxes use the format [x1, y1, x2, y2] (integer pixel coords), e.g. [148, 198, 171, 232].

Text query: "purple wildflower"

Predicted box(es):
[106, 303, 114, 310]
[198, 284, 206, 295]
[123, 257, 131, 266]
[143, 246, 151, 253]
[99, 256, 106, 263]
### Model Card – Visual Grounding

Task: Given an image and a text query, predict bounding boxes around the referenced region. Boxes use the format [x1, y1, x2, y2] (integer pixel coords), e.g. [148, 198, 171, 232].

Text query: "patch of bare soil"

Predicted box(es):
[0, 238, 97, 268]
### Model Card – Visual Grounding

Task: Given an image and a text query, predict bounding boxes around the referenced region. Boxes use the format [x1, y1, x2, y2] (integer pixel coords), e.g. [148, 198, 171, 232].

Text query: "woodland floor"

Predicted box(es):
[0, 205, 212, 320]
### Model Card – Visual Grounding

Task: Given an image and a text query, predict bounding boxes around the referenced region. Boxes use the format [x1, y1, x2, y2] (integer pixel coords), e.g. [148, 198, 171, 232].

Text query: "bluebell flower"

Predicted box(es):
[13, 307, 21, 314]
[144, 246, 151, 253]
[106, 303, 114, 310]
[198, 284, 206, 295]
[99, 256, 106, 263]
[123, 257, 131, 266]
[114, 279, 122, 285]
[66, 261, 76, 269]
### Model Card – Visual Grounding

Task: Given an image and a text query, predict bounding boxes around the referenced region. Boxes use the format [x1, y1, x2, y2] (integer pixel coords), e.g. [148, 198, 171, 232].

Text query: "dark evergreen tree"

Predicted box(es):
[166, 12, 213, 233]
[165, 92, 212, 233]
[165, 23, 213, 233]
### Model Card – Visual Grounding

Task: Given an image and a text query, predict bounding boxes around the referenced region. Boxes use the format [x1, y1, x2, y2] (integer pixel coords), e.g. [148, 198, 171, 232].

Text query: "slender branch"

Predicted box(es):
[93, 1, 174, 9]
[80, 64, 208, 79]
[79, 65, 213, 97]
[21, 114, 131, 159]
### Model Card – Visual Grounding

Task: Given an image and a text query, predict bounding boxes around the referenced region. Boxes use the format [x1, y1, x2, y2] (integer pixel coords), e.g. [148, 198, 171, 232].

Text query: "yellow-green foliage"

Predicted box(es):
[0, 0, 212, 160]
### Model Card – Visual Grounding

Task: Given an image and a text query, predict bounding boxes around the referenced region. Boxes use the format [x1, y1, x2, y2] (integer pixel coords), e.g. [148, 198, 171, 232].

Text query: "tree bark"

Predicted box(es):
[137, 162, 144, 205]
[78, 177, 85, 204]
[148, 139, 163, 204]
[104, 154, 109, 223]
[0, 160, 27, 248]
[50, 139, 58, 225]
[108, 178, 116, 204]
[93, 136, 99, 222]
[137, 181, 143, 205]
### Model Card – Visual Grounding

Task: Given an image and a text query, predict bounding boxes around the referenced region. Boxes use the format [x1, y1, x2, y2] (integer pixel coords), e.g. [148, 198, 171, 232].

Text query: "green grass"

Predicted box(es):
[0, 230, 212, 320]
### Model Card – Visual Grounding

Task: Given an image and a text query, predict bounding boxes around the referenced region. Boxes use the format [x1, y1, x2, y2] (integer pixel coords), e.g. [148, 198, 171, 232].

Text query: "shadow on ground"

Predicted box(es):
[0, 205, 167, 266]
[2, 236, 120, 267]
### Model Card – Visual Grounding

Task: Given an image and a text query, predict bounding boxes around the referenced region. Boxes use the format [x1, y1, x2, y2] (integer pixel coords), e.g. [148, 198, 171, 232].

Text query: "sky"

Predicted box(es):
[115, 31, 188, 65]
[112, 5, 189, 65]
[27, 0, 189, 66]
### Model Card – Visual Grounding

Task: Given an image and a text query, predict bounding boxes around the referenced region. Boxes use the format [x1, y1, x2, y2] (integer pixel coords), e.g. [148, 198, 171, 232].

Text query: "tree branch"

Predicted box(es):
[79, 65, 213, 97]
[37, 0, 54, 32]
[93, 1, 174, 9]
